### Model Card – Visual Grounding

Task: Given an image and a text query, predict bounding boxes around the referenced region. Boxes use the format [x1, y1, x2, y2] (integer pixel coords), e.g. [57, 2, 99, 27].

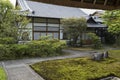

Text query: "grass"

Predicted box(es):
[108, 50, 120, 61]
[0, 67, 7, 80]
[31, 50, 120, 80]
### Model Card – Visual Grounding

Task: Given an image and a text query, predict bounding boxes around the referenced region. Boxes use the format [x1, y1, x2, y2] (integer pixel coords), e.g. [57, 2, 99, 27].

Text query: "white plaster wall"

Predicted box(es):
[34, 23, 46, 26]
[48, 24, 59, 27]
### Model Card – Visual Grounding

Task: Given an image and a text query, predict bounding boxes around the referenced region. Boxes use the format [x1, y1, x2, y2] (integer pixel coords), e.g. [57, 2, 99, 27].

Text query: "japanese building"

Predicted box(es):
[16, 0, 106, 41]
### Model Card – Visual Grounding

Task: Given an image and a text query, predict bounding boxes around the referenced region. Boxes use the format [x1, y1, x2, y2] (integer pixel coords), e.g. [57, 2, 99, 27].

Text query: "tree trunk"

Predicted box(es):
[80, 33, 83, 47]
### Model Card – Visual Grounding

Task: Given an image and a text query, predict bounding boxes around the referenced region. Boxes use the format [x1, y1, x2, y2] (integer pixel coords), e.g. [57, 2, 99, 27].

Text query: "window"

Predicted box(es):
[48, 26, 59, 31]
[34, 32, 40, 40]
[48, 19, 59, 24]
[54, 33, 59, 39]
[34, 26, 46, 31]
[34, 18, 46, 23]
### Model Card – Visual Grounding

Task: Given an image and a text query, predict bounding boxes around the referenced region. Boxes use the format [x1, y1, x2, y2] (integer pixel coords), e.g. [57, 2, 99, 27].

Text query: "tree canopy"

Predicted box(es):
[0, 0, 30, 43]
[103, 10, 120, 46]
[61, 17, 87, 47]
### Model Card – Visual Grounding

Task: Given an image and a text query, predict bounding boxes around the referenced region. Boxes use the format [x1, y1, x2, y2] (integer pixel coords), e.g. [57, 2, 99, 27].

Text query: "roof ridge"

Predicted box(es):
[27, 0, 82, 10]
[18, 0, 34, 13]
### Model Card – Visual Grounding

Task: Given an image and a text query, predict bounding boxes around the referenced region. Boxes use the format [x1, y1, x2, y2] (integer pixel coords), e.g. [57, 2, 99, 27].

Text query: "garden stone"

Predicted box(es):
[93, 53, 104, 61]
[103, 51, 109, 58]
[91, 51, 109, 61]
[112, 77, 120, 80]
[100, 76, 120, 80]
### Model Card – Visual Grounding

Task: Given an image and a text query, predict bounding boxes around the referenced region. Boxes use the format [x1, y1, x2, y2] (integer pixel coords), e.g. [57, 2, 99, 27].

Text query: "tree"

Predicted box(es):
[0, 0, 30, 43]
[88, 33, 102, 49]
[61, 17, 87, 47]
[103, 10, 120, 46]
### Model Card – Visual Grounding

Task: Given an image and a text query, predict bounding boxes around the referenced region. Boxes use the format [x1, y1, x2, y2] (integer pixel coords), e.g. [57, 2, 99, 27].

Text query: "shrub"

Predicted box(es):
[0, 44, 16, 60]
[52, 40, 66, 53]
[39, 35, 52, 40]
[9, 44, 29, 58]
[104, 32, 115, 44]
[27, 39, 66, 57]
[88, 33, 102, 49]
[27, 41, 53, 57]
[0, 39, 66, 60]
[0, 37, 16, 44]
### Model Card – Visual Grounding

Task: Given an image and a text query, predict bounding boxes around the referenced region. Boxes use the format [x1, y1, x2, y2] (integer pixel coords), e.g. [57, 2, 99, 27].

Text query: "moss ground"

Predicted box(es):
[31, 50, 120, 80]
[0, 67, 7, 80]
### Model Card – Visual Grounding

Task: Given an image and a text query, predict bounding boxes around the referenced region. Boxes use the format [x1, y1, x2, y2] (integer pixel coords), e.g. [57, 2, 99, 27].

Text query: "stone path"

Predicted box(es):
[2, 49, 91, 80]
[5, 64, 44, 80]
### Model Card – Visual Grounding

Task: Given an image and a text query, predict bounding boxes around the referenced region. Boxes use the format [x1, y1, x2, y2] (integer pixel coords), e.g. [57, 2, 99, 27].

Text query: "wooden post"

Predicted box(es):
[32, 17, 34, 40]
[81, 0, 84, 3]
[59, 19, 60, 40]
[104, 0, 108, 6]
[93, 0, 96, 5]
[46, 18, 48, 36]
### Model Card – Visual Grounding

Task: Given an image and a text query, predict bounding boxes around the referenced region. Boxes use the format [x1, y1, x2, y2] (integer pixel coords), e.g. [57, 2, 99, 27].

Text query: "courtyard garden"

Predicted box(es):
[0, 0, 120, 80]
[31, 50, 120, 80]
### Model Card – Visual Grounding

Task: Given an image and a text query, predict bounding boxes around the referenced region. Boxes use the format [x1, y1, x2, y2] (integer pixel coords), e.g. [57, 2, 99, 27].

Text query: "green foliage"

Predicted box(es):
[39, 35, 53, 40]
[31, 50, 120, 80]
[10, 44, 29, 58]
[0, 37, 16, 44]
[0, 0, 16, 38]
[88, 33, 102, 49]
[0, 0, 30, 42]
[103, 10, 120, 46]
[27, 39, 66, 57]
[0, 44, 13, 60]
[61, 17, 87, 47]
[0, 67, 6, 80]
[0, 39, 66, 60]
[104, 32, 115, 44]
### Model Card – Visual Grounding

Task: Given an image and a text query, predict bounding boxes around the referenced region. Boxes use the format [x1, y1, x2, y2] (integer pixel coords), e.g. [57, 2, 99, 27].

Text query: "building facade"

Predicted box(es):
[16, 0, 107, 43]
[17, 0, 88, 40]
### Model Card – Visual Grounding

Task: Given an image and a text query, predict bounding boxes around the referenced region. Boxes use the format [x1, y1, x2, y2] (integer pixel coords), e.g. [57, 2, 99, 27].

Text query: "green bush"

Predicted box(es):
[0, 44, 16, 60]
[9, 44, 29, 58]
[88, 33, 102, 49]
[0, 39, 66, 60]
[52, 40, 66, 53]
[104, 32, 115, 44]
[27, 39, 66, 57]
[27, 41, 53, 57]
[0, 37, 16, 44]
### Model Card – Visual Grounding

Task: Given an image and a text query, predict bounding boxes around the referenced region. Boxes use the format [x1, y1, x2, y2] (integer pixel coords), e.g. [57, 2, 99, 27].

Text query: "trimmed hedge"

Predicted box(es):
[0, 37, 16, 44]
[0, 39, 66, 60]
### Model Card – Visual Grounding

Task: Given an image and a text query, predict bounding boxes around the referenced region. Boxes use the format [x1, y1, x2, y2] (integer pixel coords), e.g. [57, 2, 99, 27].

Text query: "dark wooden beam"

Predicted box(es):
[81, 0, 84, 3]
[31, 0, 120, 10]
[116, 0, 120, 6]
[104, 0, 108, 6]
[93, 0, 96, 5]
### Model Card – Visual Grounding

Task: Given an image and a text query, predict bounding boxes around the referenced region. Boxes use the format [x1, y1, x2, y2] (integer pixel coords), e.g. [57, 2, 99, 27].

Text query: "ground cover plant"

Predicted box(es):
[0, 67, 7, 80]
[31, 50, 120, 80]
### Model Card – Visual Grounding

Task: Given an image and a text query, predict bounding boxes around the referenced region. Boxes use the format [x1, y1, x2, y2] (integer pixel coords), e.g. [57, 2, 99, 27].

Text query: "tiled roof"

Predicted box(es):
[17, 0, 88, 18]
[87, 23, 107, 28]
